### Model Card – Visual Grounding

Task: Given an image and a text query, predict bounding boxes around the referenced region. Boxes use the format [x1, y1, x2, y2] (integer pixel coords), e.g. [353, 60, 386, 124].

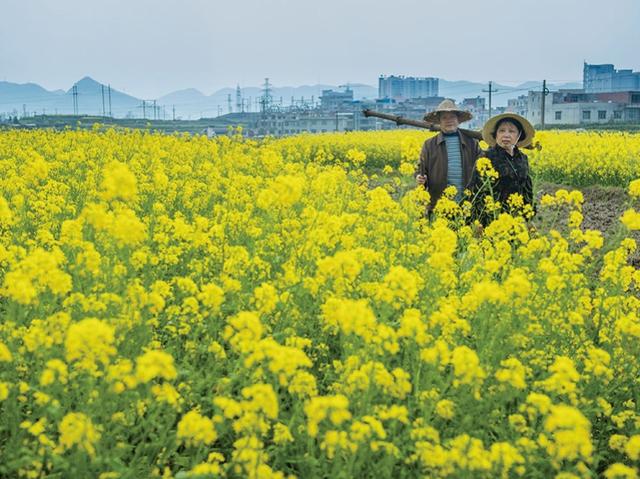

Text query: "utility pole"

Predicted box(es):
[540, 80, 550, 129]
[227, 93, 232, 113]
[482, 81, 498, 117]
[23, 104, 27, 118]
[101, 85, 106, 116]
[72, 85, 79, 115]
[153, 100, 157, 120]
[142, 100, 146, 119]
[172, 104, 176, 121]
[108, 84, 112, 117]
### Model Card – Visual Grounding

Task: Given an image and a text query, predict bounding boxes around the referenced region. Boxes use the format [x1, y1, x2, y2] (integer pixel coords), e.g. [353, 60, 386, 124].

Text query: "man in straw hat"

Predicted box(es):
[415, 99, 482, 212]
[469, 112, 536, 225]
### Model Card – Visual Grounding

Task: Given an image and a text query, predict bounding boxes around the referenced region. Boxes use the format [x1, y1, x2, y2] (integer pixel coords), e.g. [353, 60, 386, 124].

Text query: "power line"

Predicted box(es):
[492, 84, 543, 96]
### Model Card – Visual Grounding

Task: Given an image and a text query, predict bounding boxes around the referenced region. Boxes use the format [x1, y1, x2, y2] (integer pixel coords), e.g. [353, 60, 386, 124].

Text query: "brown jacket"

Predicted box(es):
[415, 130, 483, 210]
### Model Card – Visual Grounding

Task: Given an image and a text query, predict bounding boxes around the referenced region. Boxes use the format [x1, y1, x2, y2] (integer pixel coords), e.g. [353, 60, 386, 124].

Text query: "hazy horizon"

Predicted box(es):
[2, 0, 639, 98]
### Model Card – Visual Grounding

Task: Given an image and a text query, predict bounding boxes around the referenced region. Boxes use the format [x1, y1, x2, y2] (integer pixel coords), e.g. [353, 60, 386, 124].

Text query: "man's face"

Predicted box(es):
[439, 112, 459, 133]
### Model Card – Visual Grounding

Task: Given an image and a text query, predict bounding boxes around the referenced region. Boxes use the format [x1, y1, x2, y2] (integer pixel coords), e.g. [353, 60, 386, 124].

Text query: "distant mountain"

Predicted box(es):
[0, 78, 366, 119]
[0, 81, 64, 116]
[157, 89, 208, 116]
[159, 88, 207, 104]
[346, 83, 378, 99]
[550, 81, 582, 90]
[0, 81, 60, 100]
[0, 77, 582, 119]
[68, 76, 140, 117]
[0, 76, 141, 117]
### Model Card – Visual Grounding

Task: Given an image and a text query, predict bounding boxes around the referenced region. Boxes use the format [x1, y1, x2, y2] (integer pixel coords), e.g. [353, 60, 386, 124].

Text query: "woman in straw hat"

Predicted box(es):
[470, 113, 536, 225]
[415, 99, 482, 212]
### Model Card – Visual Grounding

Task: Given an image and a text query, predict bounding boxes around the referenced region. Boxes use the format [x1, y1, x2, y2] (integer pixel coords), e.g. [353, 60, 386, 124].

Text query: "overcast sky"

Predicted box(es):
[1, 0, 639, 98]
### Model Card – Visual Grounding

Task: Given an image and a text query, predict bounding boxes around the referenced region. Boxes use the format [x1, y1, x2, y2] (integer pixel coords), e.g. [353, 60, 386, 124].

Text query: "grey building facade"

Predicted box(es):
[584, 63, 640, 93]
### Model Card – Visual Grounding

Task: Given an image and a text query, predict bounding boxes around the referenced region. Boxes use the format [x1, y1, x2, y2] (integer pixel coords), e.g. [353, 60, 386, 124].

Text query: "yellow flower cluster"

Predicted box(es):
[176, 410, 218, 447]
[57, 412, 101, 457]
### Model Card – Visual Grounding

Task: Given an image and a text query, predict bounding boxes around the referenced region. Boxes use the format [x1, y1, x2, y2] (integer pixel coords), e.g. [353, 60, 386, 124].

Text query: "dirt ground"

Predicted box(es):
[535, 182, 640, 268]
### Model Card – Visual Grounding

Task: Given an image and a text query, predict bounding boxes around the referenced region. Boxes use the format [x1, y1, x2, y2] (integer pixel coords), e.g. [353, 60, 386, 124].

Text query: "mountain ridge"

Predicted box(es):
[0, 76, 583, 119]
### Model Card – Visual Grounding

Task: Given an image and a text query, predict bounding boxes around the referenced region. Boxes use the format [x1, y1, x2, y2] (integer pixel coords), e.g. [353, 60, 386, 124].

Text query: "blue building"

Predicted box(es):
[583, 63, 640, 93]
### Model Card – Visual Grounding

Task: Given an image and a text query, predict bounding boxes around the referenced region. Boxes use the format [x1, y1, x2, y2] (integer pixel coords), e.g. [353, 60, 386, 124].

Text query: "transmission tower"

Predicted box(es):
[260, 77, 273, 114]
[236, 85, 243, 113]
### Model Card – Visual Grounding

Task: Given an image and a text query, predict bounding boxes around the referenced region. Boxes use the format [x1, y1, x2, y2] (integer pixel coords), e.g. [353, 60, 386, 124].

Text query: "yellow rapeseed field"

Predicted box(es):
[270, 129, 640, 187]
[0, 127, 639, 478]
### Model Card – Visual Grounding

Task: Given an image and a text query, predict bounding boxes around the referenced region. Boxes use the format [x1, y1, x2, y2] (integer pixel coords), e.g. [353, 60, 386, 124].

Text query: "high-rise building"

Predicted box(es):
[378, 75, 439, 101]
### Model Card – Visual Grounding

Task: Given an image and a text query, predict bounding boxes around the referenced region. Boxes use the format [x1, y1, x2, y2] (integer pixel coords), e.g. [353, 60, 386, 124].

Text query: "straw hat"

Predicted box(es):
[482, 113, 535, 148]
[423, 99, 473, 124]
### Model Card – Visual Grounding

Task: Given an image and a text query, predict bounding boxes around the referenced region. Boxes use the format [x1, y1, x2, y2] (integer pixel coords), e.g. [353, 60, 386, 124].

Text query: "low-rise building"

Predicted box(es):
[506, 95, 528, 117]
[518, 88, 640, 126]
[461, 97, 488, 128]
[319, 89, 354, 111]
[584, 63, 640, 93]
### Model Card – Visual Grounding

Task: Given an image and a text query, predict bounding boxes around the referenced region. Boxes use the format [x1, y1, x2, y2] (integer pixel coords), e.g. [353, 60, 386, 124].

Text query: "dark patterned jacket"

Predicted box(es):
[470, 146, 534, 225]
[415, 130, 483, 212]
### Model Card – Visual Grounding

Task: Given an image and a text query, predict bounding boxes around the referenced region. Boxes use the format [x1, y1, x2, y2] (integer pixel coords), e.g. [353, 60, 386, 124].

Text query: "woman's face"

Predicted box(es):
[495, 121, 521, 149]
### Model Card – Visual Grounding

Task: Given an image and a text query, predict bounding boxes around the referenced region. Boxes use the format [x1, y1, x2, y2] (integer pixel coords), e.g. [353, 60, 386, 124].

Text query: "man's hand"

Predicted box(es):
[416, 174, 427, 186]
